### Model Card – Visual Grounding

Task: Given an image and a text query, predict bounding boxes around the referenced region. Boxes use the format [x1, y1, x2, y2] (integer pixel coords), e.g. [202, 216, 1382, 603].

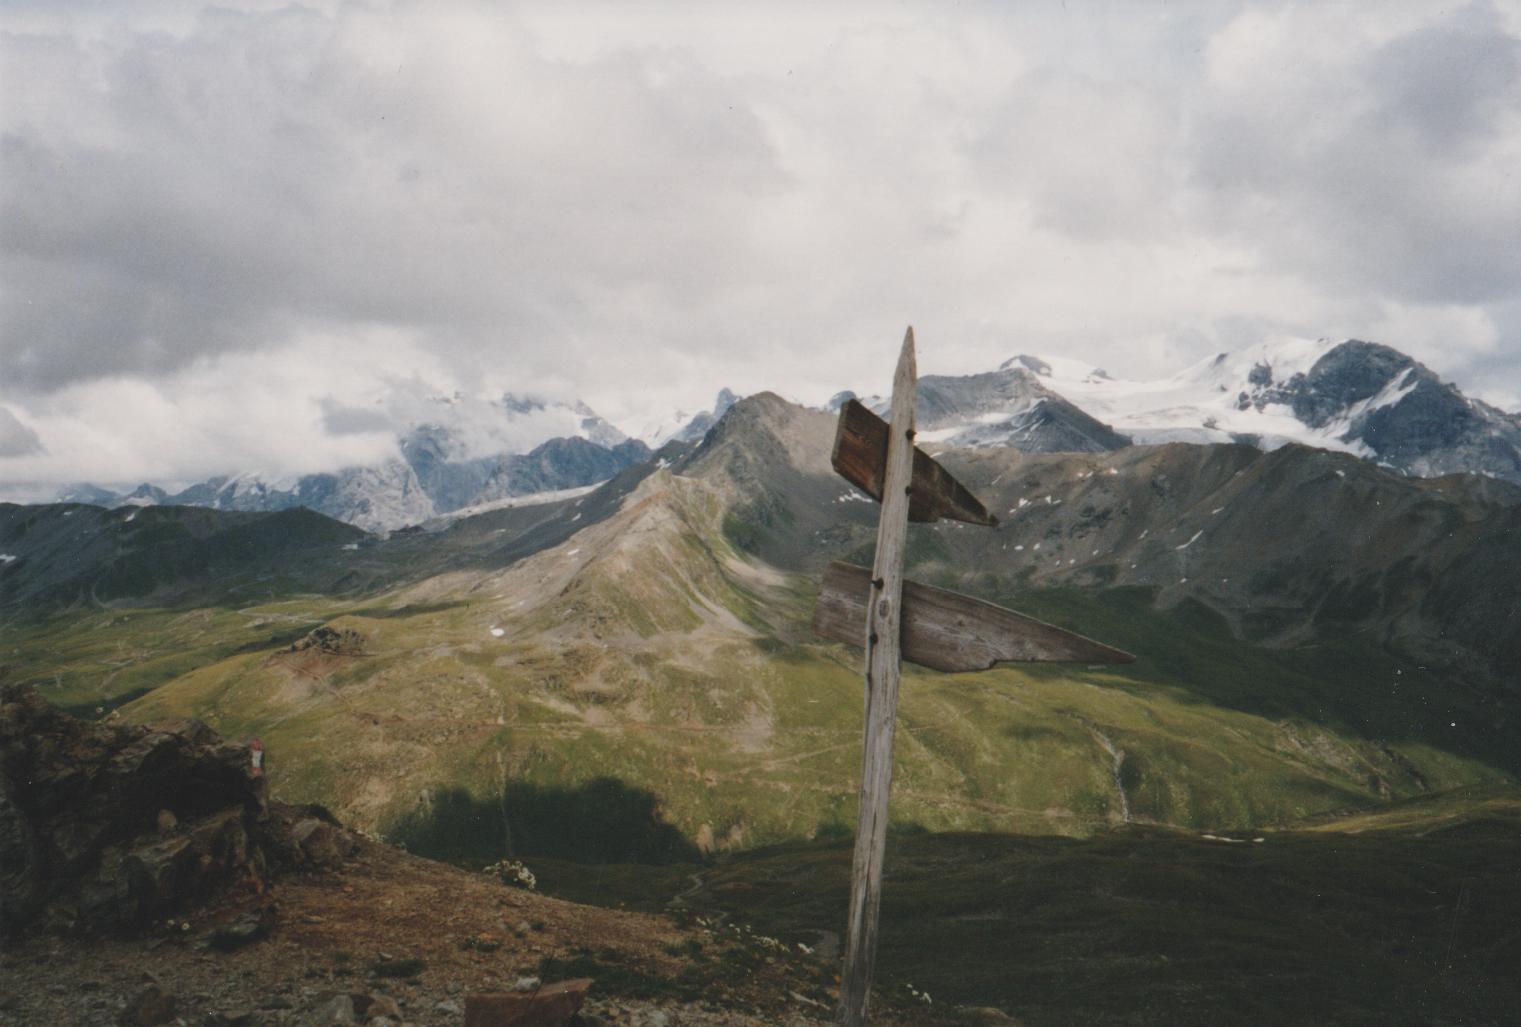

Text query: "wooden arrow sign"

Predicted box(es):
[813, 561, 1135, 672]
[832, 399, 997, 527]
[826, 327, 1136, 1027]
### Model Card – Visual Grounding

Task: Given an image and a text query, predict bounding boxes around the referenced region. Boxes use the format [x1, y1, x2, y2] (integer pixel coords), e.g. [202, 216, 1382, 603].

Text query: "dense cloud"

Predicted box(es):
[0, 406, 42, 457]
[2, 1, 1519, 490]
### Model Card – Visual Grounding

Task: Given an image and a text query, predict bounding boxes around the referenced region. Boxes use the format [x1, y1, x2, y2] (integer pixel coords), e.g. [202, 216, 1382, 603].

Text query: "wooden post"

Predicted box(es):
[818, 328, 1135, 1023]
[838, 327, 917, 1027]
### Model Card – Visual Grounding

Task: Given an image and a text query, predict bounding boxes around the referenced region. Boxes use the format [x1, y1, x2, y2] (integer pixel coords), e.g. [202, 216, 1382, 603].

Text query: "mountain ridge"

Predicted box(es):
[4, 388, 1517, 886]
[991, 336, 1521, 482]
[42, 337, 1521, 531]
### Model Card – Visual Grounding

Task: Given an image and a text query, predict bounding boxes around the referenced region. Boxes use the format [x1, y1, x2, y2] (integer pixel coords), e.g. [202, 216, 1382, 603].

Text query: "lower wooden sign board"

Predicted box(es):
[812, 561, 1136, 672]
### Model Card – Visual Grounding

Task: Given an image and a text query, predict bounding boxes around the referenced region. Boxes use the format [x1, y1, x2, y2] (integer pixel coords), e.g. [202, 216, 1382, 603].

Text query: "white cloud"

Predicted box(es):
[1363, 301, 1503, 368]
[0, 331, 433, 489]
[1, 0, 1519, 489]
[0, 406, 43, 458]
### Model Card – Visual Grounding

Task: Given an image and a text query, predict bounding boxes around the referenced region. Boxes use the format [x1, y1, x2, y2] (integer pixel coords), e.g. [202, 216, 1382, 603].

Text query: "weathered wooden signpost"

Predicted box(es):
[815, 328, 1135, 1027]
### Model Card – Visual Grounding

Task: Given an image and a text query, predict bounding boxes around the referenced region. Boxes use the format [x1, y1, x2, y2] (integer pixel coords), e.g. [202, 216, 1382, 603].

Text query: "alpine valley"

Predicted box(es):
[4, 335, 1519, 1024]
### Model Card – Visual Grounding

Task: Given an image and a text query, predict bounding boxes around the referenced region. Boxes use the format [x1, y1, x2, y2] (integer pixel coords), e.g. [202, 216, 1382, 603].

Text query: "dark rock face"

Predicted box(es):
[478, 436, 651, 502]
[400, 425, 499, 512]
[1238, 340, 1521, 482]
[1287, 341, 1417, 429]
[0, 685, 354, 937]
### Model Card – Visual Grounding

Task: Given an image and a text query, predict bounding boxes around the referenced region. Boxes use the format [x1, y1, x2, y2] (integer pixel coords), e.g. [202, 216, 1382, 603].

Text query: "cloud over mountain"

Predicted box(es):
[2, 1, 1518, 490]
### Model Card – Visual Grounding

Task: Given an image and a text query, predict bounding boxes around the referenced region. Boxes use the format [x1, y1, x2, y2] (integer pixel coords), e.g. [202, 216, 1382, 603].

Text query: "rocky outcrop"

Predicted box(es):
[0, 684, 356, 937]
[287, 625, 367, 657]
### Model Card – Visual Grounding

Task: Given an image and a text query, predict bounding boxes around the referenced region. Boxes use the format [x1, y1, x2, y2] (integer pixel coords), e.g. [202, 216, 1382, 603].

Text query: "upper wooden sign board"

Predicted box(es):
[832, 399, 997, 527]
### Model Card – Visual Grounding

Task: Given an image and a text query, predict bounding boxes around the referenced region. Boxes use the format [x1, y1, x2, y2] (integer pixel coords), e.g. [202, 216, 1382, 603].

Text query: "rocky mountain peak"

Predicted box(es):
[1000, 354, 1053, 376]
[951, 335, 1521, 485]
[855, 363, 1129, 453]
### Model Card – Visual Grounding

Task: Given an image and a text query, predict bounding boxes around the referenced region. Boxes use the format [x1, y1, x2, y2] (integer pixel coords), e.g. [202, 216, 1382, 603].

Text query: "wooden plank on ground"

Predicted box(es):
[813, 561, 1136, 671]
[831, 398, 997, 527]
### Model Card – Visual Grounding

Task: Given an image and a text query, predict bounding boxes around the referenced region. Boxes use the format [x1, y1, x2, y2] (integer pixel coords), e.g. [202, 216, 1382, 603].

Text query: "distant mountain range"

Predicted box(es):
[9, 350, 1521, 1027]
[57, 389, 738, 532]
[876, 337, 1521, 484]
[50, 337, 1521, 531]
[9, 385, 1517, 850]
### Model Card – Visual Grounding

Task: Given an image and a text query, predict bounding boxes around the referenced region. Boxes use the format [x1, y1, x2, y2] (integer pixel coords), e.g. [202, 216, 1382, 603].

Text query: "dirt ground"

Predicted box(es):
[1, 837, 971, 1026]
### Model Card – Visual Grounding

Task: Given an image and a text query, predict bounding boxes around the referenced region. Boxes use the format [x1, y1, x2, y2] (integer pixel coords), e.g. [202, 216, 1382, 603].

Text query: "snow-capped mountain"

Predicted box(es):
[861, 365, 1130, 454]
[49, 337, 1521, 531]
[1006, 337, 1521, 481]
[1009, 337, 1382, 451]
[634, 389, 739, 447]
[852, 335, 1521, 485]
[61, 392, 650, 533]
[84, 462, 436, 534]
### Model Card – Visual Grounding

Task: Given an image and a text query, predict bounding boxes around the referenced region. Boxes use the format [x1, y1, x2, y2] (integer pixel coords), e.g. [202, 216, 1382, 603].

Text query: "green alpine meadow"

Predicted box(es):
[5, 392, 1518, 1022]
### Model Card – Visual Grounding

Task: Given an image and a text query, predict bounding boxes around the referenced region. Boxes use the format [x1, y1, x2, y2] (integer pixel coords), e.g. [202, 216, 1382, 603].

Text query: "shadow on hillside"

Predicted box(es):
[675, 792, 1521, 1025]
[390, 777, 702, 866]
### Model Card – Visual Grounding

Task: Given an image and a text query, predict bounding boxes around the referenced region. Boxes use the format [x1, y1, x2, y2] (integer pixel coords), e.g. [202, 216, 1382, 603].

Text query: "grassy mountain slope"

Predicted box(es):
[8, 393, 1517, 856]
[0, 503, 367, 609]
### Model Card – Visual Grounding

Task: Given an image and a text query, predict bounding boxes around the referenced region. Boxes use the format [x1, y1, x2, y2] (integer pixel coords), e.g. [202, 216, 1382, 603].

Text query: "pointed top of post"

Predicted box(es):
[893, 326, 917, 399]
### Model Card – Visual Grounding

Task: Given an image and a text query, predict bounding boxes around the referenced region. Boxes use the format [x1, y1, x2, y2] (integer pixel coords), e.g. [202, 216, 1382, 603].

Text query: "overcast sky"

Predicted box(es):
[3, 0, 1520, 493]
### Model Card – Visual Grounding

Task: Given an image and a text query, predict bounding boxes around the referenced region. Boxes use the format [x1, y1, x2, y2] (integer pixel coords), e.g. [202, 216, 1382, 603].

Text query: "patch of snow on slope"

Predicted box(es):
[423, 482, 603, 527]
[1317, 368, 1421, 442]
